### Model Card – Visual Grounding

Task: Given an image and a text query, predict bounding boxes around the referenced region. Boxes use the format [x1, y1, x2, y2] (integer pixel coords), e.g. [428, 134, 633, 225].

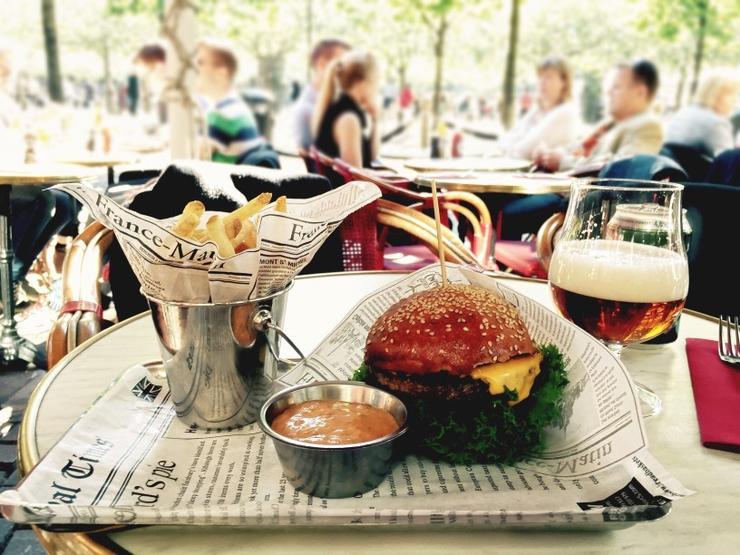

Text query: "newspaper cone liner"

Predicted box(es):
[0, 265, 693, 527]
[53, 179, 381, 302]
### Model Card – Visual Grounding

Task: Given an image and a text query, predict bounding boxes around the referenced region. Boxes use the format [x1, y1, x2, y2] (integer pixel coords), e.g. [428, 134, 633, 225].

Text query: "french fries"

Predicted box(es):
[190, 228, 208, 242]
[275, 195, 287, 213]
[170, 193, 286, 257]
[172, 200, 205, 237]
[224, 217, 242, 241]
[206, 215, 236, 258]
[222, 192, 272, 226]
[232, 219, 256, 253]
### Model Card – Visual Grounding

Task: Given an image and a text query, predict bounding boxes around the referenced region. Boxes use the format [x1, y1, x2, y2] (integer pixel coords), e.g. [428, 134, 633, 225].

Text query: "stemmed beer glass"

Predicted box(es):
[548, 179, 689, 417]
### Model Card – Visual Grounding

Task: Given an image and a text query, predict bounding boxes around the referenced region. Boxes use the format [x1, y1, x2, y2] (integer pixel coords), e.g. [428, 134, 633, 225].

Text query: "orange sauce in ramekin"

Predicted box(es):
[271, 400, 398, 445]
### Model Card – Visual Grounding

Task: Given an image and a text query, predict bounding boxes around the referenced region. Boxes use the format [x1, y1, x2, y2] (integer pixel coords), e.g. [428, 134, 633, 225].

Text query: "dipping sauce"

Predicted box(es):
[271, 400, 399, 445]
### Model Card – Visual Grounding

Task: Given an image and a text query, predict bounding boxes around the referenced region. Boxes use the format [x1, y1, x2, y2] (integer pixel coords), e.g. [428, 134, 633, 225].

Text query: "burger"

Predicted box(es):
[353, 284, 568, 465]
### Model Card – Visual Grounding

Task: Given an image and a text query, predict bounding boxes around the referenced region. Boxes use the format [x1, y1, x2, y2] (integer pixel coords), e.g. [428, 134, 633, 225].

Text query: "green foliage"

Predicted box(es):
[106, 0, 161, 16]
[637, 0, 740, 65]
[354, 344, 569, 465]
[640, 0, 722, 39]
[5, 0, 740, 104]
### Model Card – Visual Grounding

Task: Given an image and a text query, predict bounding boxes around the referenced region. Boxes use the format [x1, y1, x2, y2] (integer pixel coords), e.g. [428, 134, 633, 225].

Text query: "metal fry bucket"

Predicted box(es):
[143, 282, 303, 429]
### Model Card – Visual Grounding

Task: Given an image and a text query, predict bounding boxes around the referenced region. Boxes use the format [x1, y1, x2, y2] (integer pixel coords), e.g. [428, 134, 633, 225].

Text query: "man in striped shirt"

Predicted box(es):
[195, 38, 264, 163]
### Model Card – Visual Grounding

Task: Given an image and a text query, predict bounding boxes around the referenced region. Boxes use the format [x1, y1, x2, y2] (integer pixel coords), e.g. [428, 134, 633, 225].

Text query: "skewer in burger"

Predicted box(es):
[353, 284, 568, 465]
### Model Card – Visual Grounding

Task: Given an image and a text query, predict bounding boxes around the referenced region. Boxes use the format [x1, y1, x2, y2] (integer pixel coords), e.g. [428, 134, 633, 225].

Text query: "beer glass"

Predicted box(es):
[548, 179, 688, 416]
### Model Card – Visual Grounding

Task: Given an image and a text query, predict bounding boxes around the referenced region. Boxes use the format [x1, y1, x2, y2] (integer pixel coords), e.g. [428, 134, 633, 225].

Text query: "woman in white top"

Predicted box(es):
[501, 56, 580, 160]
[665, 72, 739, 157]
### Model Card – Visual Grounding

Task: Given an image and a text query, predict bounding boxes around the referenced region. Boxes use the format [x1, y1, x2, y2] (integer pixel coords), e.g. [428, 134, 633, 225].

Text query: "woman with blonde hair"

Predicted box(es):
[500, 56, 580, 160]
[312, 50, 380, 169]
[666, 72, 739, 157]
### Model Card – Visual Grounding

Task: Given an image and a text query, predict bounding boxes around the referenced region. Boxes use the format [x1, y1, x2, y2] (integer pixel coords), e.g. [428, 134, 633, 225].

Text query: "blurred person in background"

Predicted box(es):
[312, 50, 380, 169]
[536, 59, 662, 171]
[499, 56, 580, 160]
[195, 38, 264, 164]
[665, 72, 739, 157]
[126, 70, 139, 115]
[294, 38, 350, 152]
[496, 57, 580, 239]
[134, 42, 167, 124]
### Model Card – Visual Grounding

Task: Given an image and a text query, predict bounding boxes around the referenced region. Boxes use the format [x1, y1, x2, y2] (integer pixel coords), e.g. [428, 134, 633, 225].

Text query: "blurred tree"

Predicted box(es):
[396, 0, 474, 125]
[500, 0, 520, 129]
[305, 0, 314, 81]
[41, 0, 64, 101]
[518, 0, 640, 74]
[107, 0, 163, 15]
[639, 0, 740, 99]
[337, 0, 421, 101]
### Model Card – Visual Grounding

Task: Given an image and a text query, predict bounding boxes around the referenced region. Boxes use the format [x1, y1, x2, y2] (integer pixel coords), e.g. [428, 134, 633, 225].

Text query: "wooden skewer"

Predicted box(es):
[431, 179, 448, 286]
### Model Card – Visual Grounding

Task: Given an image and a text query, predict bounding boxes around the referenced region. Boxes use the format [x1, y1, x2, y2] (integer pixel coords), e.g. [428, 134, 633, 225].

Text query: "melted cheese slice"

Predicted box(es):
[470, 353, 543, 405]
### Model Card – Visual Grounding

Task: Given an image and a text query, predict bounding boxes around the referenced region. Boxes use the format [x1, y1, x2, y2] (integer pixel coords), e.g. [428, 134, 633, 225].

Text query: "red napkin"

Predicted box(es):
[685, 338, 740, 453]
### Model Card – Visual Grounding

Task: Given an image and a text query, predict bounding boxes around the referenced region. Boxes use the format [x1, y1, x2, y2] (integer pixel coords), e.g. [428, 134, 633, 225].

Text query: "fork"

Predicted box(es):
[717, 316, 740, 365]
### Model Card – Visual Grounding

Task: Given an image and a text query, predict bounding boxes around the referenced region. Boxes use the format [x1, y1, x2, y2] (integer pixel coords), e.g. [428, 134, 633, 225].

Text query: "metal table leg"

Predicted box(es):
[0, 184, 20, 363]
[0, 184, 35, 367]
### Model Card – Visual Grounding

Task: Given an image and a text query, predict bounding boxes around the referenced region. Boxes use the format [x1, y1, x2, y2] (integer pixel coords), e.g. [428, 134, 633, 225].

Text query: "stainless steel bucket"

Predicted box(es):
[144, 283, 303, 429]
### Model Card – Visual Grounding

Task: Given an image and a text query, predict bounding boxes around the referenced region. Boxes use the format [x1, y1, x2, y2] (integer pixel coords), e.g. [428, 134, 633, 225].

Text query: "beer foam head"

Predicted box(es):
[549, 240, 689, 303]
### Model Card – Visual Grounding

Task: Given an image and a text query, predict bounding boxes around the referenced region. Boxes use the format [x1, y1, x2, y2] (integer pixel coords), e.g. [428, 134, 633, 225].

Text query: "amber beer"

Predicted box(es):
[549, 240, 689, 345]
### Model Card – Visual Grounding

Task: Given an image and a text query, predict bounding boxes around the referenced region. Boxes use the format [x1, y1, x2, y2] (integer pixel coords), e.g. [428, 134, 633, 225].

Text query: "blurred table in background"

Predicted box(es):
[0, 164, 94, 367]
[413, 172, 574, 194]
[52, 154, 139, 185]
[403, 157, 531, 173]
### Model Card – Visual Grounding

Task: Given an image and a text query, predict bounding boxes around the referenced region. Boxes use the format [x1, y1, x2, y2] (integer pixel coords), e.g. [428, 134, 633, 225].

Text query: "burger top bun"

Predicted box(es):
[365, 284, 537, 375]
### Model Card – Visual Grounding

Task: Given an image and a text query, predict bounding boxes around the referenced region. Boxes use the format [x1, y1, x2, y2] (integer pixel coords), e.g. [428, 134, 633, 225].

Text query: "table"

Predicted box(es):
[379, 144, 431, 160]
[19, 272, 739, 553]
[53, 154, 139, 185]
[414, 172, 574, 195]
[403, 157, 531, 173]
[0, 165, 93, 366]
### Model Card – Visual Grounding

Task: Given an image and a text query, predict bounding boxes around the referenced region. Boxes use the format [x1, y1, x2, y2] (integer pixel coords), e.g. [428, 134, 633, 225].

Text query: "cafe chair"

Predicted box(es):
[298, 147, 316, 173]
[329, 159, 495, 271]
[376, 199, 482, 268]
[494, 211, 564, 279]
[47, 221, 114, 369]
[660, 143, 713, 182]
[534, 212, 565, 273]
[338, 161, 494, 262]
[600, 154, 688, 182]
[308, 147, 340, 183]
[682, 181, 740, 316]
[704, 148, 740, 186]
[494, 240, 546, 279]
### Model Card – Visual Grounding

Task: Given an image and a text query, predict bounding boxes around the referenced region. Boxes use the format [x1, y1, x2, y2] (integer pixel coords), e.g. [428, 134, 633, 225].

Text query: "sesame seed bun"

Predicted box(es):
[364, 284, 537, 376]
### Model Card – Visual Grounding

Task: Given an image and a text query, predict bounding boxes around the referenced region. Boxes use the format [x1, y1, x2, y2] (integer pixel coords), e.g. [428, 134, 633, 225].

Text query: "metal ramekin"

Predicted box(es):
[259, 381, 408, 498]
